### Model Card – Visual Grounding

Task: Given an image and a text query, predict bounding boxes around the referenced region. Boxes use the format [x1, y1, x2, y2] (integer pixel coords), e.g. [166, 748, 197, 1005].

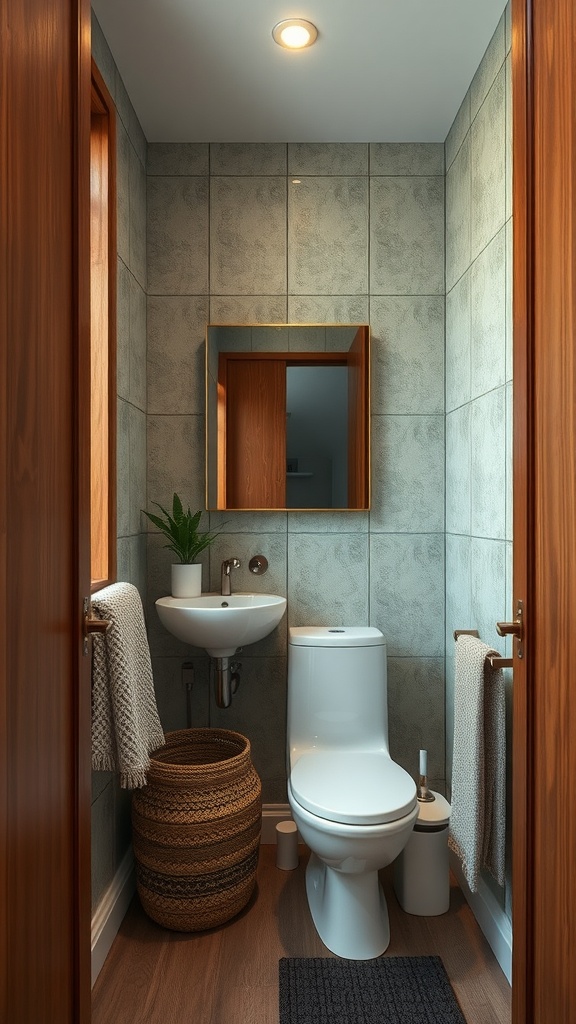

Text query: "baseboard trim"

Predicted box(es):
[261, 802, 293, 843]
[449, 852, 512, 984]
[91, 847, 136, 988]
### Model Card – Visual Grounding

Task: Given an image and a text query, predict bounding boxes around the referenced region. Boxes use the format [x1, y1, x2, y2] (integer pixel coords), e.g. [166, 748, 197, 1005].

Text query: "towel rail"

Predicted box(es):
[487, 653, 513, 670]
[453, 629, 512, 670]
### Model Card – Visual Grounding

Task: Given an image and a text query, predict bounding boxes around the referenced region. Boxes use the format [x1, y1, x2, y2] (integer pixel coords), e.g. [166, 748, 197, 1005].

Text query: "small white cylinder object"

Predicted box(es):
[419, 748, 427, 776]
[393, 791, 451, 916]
[276, 820, 299, 870]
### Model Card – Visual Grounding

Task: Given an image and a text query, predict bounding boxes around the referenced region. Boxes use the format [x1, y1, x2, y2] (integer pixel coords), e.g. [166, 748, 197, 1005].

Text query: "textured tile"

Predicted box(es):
[147, 143, 208, 176]
[92, 769, 112, 803]
[470, 11, 506, 121]
[445, 533, 473, 659]
[210, 656, 287, 803]
[209, 295, 287, 324]
[371, 296, 444, 415]
[147, 176, 209, 295]
[129, 110, 147, 170]
[369, 534, 444, 657]
[116, 536, 131, 585]
[129, 274, 147, 412]
[370, 143, 444, 177]
[506, 383, 513, 542]
[147, 413, 205, 516]
[211, 143, 286, 176]
[446, 271, 471, 412]
[370, 415, 444, 533]
[209, 511, 288, 534]
[288, 143, 368, 176]
[370, 177, 444, 295]
[287, 533, 369, 627]
[288, 177, 368, 295]
[286, 325, 325, 351]
[206, 532, 288, 658]
[147, 296, 208, 415]
[445, 135, 471, 291]
[445, 406, 471, 536]
[91, 783, 115, 910]
[130, 533, 148, 600]
[445, 91, 471, 172]
[116, 399, 130, 538]
[470, 538, 507, 653]
[116, 121, 130, 267]
[91, 13, 116, 98]
[113, 66, 132, 136]
[470, 387, 506, 539]
[470, 226, 506, 399]
[505, 219, 513, 383]
[505, 0, 512, 54]
[128, 405, 147, 536]
[129, 145, 147, 290]
[287, 511, 369, 533]
[116, 258, 131, 402]
[151, 656, 210, 733]
[445, 654, 455, 792]
[471, 65, 506, 260]
[387, 658, 445, 780]
[505, 55, 513, 222]
[288, 295, 369, 324]
[146, 534, 208, 658]
[210, 177, 286, 295]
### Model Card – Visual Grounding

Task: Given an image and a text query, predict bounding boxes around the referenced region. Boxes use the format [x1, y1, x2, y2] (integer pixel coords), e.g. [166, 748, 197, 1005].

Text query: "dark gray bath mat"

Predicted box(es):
[279, 956, 466, 1024]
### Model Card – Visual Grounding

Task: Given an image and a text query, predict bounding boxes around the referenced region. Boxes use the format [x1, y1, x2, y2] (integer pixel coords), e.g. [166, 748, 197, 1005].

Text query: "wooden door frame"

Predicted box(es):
[1, 0, 92, 1019]
[512, 0, 576, 1018]
[511, 0, 533, 1017]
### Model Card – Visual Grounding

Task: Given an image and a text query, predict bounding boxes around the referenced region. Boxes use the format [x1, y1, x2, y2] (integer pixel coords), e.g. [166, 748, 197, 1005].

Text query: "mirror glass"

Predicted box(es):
[206, 324, 370, 511]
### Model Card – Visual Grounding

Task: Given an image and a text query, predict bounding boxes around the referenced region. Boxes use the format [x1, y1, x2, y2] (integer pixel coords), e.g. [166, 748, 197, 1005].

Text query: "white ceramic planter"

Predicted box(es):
[171, 563, 202, 598]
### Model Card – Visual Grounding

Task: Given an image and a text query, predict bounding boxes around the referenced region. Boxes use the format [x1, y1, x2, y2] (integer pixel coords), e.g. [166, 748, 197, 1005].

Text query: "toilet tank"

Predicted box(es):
[287, 627, 390, 763]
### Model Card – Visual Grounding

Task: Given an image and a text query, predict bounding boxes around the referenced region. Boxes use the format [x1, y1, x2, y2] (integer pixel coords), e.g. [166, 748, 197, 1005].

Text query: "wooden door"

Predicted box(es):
[0, 0, 92, 1020]
[224, 357, 286, 509]
[512, 0, 576, 1019]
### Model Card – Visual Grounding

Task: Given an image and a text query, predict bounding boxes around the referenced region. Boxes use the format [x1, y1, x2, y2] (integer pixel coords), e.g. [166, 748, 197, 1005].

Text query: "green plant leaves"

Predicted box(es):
[141, 493, 221, 563]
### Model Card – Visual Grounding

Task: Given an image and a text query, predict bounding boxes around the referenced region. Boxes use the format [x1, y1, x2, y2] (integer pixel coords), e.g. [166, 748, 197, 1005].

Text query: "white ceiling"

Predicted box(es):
[91, 0, 508, 144]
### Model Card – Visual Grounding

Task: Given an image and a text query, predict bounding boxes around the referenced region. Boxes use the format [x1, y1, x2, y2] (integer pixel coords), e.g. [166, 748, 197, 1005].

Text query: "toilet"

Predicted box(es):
[287, 626, 418, 959]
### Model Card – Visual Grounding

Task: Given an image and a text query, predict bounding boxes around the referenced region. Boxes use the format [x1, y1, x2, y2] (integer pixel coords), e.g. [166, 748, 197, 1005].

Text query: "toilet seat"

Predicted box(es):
[290, 750, 417, 826]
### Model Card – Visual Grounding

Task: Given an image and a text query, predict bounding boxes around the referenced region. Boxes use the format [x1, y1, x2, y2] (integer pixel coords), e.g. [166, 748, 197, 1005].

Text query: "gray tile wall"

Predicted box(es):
[445, 5, 513, 916]
[91, 13, 148, 911]
[146, 141, 446, 802]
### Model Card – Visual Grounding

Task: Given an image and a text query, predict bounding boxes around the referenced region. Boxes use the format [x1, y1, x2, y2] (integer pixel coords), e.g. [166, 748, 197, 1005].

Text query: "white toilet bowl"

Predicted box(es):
[286, 627, 418, 959]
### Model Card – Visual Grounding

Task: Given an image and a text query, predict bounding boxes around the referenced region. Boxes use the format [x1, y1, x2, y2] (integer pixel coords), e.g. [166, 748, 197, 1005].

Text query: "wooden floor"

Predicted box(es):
[92, 846, 511, 1024]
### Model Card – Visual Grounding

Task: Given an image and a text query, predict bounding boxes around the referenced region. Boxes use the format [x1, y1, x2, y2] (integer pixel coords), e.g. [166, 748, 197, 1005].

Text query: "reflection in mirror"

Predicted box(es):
[206, 325, 370, 511]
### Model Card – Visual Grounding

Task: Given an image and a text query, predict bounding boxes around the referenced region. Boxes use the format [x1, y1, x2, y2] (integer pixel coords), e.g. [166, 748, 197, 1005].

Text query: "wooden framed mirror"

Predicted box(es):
[206, 324, 370, 511]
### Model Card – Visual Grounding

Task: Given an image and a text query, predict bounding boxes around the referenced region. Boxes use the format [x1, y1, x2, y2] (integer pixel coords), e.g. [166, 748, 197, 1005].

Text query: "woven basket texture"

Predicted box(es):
[132, 728, 262, 931]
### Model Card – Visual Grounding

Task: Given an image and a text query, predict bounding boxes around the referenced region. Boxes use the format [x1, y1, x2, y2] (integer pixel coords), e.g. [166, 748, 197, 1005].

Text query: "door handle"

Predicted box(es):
[496, 599, 524, 659]
[83, 596, 110, 655]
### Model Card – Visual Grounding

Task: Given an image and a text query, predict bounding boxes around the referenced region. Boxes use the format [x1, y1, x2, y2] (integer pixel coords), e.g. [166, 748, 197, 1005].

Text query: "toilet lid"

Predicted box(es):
[290, 751, 417, 825]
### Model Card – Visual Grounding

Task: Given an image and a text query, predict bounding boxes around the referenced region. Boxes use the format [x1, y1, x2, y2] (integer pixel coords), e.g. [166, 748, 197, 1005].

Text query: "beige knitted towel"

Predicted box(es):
[449, 634, 506, 892]
[91, 582, 165, 789]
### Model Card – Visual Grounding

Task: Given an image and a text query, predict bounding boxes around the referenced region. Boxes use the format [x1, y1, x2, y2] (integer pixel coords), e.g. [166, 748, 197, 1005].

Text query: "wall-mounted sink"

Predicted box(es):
[156, 593, 287, 658]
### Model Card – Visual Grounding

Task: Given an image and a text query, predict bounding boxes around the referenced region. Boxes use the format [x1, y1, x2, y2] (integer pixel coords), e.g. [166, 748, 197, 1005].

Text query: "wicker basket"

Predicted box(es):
[132, 728, 262, 931]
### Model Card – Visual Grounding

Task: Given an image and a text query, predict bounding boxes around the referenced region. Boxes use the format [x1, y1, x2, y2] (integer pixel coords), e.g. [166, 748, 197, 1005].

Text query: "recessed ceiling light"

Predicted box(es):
[272, 19, 318, 50]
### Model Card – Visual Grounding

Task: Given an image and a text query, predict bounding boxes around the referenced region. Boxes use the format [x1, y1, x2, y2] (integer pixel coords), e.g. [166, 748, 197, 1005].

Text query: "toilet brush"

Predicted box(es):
[417, 749, 435, 802]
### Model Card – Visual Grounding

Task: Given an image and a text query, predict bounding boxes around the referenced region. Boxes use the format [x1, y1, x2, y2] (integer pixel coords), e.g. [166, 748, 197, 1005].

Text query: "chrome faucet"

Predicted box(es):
[221, 557, 241, 596]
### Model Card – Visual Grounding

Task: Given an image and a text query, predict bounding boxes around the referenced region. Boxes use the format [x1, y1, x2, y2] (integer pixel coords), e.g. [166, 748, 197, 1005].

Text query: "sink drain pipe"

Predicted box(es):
[211, 656, 242, 708]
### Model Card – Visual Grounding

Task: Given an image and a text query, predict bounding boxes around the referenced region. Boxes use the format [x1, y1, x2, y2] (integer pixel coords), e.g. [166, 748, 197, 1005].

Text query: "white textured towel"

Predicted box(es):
[91, 582, 165, 789]
[449, 634, 506, 892]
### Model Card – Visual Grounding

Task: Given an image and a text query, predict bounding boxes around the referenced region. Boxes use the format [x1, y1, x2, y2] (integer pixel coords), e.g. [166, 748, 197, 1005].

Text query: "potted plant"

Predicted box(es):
[142, 493, 220, 597]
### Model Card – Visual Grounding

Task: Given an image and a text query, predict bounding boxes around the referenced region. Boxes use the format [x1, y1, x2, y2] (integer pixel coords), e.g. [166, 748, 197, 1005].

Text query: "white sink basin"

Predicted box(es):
[155, 593, 287, 658]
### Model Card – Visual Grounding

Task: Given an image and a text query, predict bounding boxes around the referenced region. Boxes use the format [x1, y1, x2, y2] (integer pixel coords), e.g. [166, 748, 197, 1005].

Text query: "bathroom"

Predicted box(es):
[90, 0, 512, 1017]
